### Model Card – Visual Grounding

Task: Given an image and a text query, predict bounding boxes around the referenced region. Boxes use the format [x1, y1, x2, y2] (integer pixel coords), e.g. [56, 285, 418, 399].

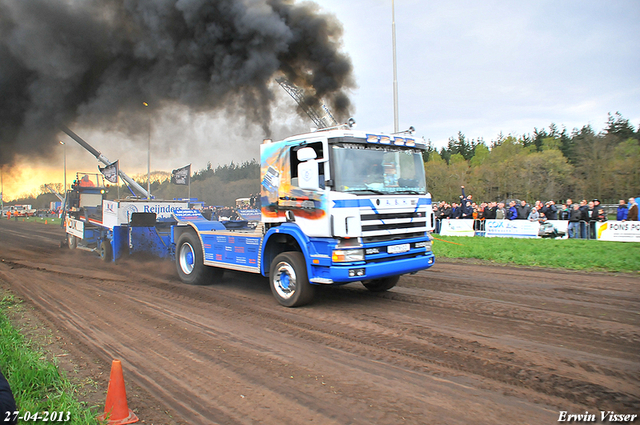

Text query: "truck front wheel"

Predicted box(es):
[176, 232, 223, 285]
[269, 252, 315, 307]
[362, 275, 400, 292]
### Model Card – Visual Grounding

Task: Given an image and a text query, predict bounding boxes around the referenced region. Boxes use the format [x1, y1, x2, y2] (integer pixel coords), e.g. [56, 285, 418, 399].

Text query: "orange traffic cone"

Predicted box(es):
[98, 360, 139, 424]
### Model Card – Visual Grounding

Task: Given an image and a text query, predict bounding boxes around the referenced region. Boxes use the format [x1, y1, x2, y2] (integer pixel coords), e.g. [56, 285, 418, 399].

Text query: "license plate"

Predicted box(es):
[388, 243, 410, 254]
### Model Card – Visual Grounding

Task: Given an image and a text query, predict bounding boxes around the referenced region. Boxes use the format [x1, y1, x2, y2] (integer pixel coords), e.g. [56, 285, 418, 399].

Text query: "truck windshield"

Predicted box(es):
[332, 144, 426, 195]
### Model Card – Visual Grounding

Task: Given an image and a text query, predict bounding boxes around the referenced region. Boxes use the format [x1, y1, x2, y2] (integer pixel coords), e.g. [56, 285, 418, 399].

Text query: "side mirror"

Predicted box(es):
[298, 160, 319, 191]
[297, 147, 317, 162]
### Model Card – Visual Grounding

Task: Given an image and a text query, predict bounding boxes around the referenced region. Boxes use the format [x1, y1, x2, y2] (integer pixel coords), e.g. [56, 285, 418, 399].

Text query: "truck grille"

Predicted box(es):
[360, 210, 428, 241]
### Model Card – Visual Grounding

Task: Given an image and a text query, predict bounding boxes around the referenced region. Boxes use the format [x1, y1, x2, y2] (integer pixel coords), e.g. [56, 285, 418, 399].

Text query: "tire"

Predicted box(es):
[99, 240, 112, 262]
[175, 232, 223, 285]
[362, 275, 400, 292]
[68, 233, 77, 250]
[269, 252, 315, 307]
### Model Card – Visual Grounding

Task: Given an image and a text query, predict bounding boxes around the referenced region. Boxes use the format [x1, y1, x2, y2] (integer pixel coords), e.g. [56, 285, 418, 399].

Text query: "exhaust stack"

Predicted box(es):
[59, 125, 152, 199]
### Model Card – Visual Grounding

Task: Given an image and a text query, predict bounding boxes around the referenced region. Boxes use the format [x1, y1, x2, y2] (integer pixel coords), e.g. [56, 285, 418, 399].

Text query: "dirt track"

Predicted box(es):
[0, 219, 638, 424]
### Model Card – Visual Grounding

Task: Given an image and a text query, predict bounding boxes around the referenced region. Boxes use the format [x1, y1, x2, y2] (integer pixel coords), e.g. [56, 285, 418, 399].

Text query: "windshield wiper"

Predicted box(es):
[347, 189, 385, 195]
[394, 190, 422, 194]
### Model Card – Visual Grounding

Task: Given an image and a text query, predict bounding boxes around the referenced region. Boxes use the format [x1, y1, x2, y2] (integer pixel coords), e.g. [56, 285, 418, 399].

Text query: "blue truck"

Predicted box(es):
[62, 124, 436, 307]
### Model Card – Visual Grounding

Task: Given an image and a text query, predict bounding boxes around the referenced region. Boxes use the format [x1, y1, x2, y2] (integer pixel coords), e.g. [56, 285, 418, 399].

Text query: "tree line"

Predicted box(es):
[150, 160, 260, 206]
[10, 112, 639, 209]
[423, 112, 640, 203]
[8, 160, 260, 210]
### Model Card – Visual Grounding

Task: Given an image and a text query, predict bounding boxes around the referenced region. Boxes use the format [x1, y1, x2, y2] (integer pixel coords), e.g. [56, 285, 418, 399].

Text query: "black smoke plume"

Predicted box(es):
[0, 0, 354, 167]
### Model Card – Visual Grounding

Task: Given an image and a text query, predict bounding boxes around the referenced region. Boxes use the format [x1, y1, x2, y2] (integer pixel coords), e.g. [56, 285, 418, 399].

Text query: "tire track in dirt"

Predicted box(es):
[1, 261, 559, 424]
[5, 256, 638, 413]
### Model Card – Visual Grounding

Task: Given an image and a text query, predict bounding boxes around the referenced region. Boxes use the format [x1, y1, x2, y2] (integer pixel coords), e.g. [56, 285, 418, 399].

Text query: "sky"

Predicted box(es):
[2, 0, 639, 201]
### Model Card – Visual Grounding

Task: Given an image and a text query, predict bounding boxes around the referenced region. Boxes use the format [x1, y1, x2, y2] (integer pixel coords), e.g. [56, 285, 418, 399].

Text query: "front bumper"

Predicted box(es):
[308, 251, 435, 284]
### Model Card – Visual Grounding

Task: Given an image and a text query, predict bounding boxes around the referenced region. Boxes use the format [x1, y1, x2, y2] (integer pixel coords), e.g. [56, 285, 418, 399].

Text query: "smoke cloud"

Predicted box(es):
[0, 0, 354, 167]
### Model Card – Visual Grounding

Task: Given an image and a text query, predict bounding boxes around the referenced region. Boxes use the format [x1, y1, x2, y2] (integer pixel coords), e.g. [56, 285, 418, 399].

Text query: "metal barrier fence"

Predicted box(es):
[433, 219, 601, 239]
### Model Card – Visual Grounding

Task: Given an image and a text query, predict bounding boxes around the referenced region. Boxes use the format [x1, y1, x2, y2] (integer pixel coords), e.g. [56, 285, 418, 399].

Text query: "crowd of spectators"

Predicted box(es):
[432, 186, 639, 239]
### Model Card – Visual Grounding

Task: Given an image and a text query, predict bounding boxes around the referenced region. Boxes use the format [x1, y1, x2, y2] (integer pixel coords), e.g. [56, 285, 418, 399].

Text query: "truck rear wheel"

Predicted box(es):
[99, 240, 112, 262]
[362, 275, 400, 292]
[176, 232, 223, 285]
[269, 252, 315, 307]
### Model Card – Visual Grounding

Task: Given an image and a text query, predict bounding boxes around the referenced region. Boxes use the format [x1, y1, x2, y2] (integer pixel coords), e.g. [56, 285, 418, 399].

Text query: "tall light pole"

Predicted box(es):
[1, 167, 4, 214]
[59, 141, 66, 194]
[392, 0, 399, 133]
[143, 101, 151, 200]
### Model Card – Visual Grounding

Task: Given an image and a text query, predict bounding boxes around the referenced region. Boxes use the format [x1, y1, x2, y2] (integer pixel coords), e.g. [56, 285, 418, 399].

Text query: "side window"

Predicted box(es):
[290, 142, 324, 188]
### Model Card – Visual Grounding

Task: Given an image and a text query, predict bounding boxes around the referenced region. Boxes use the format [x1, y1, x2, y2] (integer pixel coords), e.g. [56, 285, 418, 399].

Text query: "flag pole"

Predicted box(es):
[392, 0, 399, 133]
[117, 162, 120, 199]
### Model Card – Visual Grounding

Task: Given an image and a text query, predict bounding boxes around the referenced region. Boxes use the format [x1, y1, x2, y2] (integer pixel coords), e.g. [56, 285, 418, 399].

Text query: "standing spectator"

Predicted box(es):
[450, 202, 462, 219]
[433, 204, 442, 234]
[616, 200, 628, 221]
[483, 202, 497, 220]
[508, 201, 518, 220]
[566, 198, 573, 211]
[461, 198, 473, 219]
[495, 202, 506, 219]
[579, 199, 589, 238]
[441, 202, 452, 219]
[558, 203, 569, 220]
[586, 201, 597, 239]
[579, 199, 588, 211]
[460, 186, 474, 219]
[473, 203, 485, 231]
[460, 186, 471, 204]
[561, 199, 573, 221]
[568, 204, 582, 238]
[541, 201, 558, 220]
[436, 202, 450, 222]
[593, 199, 606, 222]
[516, 200, 531, 220]
[628, 198, 638, 221]
[527, 205, 541, 222]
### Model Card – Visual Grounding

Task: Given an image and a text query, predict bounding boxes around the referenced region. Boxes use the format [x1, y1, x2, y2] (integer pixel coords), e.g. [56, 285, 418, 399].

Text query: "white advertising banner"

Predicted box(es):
[103, 200, 189, 228]
[595, 221, 640, 242]
[439, 219, 475, 237]
[485, 220, 540, 238]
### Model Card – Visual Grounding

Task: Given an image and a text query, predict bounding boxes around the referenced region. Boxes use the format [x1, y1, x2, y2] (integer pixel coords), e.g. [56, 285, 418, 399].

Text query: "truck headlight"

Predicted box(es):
[415, 240, 432, 251]
[332, 249, 365, 263]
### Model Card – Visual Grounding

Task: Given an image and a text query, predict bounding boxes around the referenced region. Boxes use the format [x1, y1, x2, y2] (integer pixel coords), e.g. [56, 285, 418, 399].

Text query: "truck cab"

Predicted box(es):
[259, 129, 434, 300]
[64, 173, 109, 250]
[173, 127, 435, 307]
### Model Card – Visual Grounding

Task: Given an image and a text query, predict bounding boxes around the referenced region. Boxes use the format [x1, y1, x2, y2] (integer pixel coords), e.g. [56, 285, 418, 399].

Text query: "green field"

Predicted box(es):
[4, 216, 63, 225]
[0, 294, 102, 424]
[432, 235, 640, 273]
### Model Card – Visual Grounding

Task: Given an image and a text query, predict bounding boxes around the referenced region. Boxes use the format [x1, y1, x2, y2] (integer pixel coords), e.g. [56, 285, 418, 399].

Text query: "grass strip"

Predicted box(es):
[432, 235, 640, 273]
[4, 217, 62, 226]
[0, 293, 102, 424]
